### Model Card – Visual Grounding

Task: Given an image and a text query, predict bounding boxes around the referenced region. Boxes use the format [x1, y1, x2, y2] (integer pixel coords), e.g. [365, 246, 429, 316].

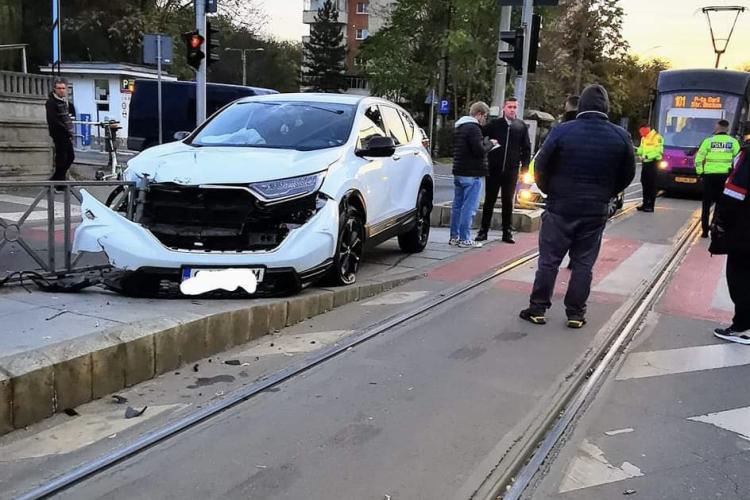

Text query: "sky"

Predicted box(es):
[260, 0, 750, 70]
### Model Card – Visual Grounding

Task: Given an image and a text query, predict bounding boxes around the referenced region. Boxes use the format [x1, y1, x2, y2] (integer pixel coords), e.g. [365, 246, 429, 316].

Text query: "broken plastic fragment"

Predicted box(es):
[124, 406, 148, 419]
[623, 490, 637, 496]
[224, 359, 241, 366]
[63, 408, 79, 417]
[111, 395, 128, 404]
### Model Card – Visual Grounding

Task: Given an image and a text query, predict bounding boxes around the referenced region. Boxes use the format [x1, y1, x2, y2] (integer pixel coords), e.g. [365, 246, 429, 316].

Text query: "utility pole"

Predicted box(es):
[491, 6, 512, 116]
[514, 0, 534, 119]
[195, 0, 207, 125]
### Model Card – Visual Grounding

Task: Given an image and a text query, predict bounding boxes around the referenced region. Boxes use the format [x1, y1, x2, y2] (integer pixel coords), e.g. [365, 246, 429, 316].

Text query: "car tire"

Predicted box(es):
[607, 196, 619, 218]
[398, 186, 432, 253]
[105, 185, 128, 211]
[327, 201, 365, 286]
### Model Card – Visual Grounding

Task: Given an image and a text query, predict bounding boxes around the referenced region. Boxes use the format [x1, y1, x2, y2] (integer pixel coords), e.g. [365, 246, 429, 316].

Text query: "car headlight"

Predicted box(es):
[658, 160, 669, 170]
[249, 172, 326, 203]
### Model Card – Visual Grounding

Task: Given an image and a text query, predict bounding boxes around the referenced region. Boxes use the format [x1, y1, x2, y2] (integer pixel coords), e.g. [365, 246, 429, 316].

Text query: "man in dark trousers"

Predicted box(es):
[694, 119, 740, 237]
[46, 78, 76, 183]
[710, 140, 750, 343]
[477, 97, 531, 244]
[519, 84, 635, 328]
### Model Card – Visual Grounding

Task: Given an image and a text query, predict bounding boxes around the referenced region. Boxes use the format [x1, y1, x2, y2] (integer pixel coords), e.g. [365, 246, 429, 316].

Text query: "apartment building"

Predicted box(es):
[302, 0, 395, 95]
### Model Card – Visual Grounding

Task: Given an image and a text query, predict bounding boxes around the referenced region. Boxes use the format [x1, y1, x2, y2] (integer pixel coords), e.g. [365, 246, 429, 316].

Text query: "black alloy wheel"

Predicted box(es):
[398, 186, 432, 253]
[329, 202, 364, 286]
[105, 185, 128, 211]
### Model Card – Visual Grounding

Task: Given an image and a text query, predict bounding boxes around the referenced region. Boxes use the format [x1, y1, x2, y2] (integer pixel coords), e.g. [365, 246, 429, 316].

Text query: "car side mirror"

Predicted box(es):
[173, 131, 190, 141]
[356, 135, 396, 158]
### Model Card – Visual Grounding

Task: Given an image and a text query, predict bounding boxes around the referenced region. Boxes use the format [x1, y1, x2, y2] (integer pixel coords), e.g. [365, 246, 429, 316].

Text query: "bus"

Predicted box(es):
[654, 69, 750, 193]
[126, 80, 278, 152]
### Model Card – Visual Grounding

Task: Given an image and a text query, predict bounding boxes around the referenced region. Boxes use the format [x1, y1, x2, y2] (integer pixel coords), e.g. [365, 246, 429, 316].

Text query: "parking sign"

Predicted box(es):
[439, 99, 450, 115]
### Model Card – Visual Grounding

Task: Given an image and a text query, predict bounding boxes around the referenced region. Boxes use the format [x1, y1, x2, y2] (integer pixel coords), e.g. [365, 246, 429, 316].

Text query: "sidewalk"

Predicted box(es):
[0, 226, 519, 434]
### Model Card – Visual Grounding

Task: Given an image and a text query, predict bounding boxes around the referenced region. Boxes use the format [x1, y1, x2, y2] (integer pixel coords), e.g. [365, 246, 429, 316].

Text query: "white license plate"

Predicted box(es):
[181, 267, 265, 283]
[675, 176, 697, 184]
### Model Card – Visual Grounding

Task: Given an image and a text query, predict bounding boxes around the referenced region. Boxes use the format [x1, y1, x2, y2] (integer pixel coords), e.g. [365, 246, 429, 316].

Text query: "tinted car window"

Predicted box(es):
[191, 101, 356, 151]
[364, 105, 387, 134]
[358, 115, 387, 149]
[381, 105, 409, 145]
[399, 110, 415, 142]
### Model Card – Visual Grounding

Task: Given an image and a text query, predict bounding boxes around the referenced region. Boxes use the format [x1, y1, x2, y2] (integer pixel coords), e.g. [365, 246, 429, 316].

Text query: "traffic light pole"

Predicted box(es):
[491, 6, 512, 116]
[195, 0, 207, 125]
[514, 0, 534, 119]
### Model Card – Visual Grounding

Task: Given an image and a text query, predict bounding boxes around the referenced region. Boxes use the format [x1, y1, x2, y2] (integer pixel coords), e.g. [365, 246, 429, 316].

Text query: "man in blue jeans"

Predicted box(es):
[450, 102, 496, 248]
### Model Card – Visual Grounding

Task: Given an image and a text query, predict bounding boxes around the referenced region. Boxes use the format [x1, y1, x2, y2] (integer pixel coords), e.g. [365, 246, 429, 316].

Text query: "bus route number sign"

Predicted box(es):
[673, 94, 722, 110]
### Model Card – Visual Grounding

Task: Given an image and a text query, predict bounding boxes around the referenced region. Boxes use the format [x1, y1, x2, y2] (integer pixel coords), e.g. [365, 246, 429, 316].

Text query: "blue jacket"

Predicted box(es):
[534, 111, 635, 218]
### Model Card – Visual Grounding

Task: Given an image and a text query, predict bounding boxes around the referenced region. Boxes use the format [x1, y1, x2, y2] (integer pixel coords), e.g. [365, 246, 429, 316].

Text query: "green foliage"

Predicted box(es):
[301, 0, 347, 92]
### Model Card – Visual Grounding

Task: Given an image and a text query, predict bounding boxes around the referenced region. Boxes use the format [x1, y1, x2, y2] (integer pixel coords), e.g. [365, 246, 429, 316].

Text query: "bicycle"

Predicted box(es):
[74, 120, 130, 208]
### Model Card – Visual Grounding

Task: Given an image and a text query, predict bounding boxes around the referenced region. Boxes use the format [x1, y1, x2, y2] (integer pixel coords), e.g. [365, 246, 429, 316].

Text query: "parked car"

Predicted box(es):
[516, 171, 625, 217]
[126, 80, 278, 152]
[75, 94, 434, 296]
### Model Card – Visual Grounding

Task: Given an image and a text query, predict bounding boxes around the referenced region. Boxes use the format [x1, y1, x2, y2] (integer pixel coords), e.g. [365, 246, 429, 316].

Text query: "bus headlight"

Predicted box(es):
[658, 160, 669, 170]
[519, 190, 532, 201]
[522, 172, 534, 184]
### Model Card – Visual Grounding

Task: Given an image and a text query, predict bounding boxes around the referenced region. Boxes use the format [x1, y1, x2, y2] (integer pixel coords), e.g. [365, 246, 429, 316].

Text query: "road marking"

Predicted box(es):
[0, 404, 182, 460]
[711, 273, 733, 312]
[362, 291, 431, 306]
[558, 439, 643, 493]
[593, 243, 670, 295]
[0, 195, 81, 223]
[604, 428, 634, 436]
[238, 330, 353, 357]
[616, 343, 750, 380]
[688, 405, 750, 441]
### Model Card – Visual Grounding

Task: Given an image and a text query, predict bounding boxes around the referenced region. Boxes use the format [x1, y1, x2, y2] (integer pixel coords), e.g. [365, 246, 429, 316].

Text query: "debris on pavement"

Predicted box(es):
[193, 363, 200, 372]
[63, 408, 79, 416]
[111, 395, 128, 404]
[623, 489, 637, 495]
[124, 406, 148, 419]
[45, 310, 69, 321]
[224, 359, 241, 366]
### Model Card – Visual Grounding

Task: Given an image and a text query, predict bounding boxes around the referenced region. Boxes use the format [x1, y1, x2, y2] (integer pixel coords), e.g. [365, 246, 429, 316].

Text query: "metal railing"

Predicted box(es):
[0, 70, 52, 98]
[0, 181, 135, 283]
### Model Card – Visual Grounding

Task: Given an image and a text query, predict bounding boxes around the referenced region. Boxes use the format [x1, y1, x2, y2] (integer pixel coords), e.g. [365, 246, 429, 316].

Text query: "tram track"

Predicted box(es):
[16, 203, 666, 500]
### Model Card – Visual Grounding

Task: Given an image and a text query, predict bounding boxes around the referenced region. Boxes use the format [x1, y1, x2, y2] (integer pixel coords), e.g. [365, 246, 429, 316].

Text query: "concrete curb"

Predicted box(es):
[430, 201, 542, 232]
[0, 273, 419, 434]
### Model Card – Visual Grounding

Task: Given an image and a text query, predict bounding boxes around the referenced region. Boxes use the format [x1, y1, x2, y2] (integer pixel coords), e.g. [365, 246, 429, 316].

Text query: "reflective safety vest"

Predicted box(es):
[636, 130, 664, 162]
[694, 134, 741, 175]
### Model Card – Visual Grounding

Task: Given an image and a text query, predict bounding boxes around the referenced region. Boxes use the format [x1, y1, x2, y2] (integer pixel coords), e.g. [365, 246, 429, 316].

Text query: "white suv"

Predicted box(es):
[74, 94, 434, 296]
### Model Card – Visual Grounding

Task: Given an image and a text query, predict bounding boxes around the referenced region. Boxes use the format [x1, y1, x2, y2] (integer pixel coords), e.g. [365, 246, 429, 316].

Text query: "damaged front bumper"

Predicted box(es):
[73, 189, 338, 294]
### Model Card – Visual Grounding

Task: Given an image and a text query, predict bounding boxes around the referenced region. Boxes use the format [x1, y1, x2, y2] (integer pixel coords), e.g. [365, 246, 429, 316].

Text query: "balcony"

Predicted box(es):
[303, 0, 347, 24]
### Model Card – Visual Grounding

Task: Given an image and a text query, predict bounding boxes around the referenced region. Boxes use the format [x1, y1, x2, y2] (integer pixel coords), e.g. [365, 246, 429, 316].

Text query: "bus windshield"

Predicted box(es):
[656, 92, 740, 148]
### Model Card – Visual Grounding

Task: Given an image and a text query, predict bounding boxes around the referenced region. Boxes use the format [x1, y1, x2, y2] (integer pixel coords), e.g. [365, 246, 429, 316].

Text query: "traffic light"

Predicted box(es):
[206, 21, 220, 66]
[183, 30, 205, 70]
[498, 27, 524, 73]
[528, 14, 541, 73]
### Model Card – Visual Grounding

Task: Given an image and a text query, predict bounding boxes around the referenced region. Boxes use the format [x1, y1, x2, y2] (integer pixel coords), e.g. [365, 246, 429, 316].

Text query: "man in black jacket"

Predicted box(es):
[519, 84, 636, 328]
[477, 97, 531, 244]
[46, 78, 76, 182]
[710, 141, 750, 343]
[450, 101, 496, 248]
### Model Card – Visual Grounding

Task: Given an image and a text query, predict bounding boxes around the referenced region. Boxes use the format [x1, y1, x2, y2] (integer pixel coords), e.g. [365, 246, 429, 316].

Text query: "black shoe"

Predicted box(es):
[713, 326, 750, 344]
[567, 317, 587, 329]
[502, 230, 515, 244]
[520, 308, 546, 325]
[475, 230, 488, 242]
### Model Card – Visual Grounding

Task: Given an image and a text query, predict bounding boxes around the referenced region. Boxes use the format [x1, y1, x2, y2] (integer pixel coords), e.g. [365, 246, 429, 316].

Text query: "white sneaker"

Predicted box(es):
[458, 239, 483, 248]
[449, 237, 459, 246]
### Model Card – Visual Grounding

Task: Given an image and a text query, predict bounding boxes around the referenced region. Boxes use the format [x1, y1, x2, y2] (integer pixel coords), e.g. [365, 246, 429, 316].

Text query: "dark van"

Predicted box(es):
[126, 80, 278, 151]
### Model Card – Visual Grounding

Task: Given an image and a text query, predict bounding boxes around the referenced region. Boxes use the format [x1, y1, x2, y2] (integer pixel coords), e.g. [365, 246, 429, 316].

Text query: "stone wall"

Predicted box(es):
[0, 71, 52, 180]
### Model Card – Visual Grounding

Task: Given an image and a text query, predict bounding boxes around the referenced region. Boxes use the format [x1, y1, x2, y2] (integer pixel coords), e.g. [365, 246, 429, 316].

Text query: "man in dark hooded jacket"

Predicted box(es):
[710, 140, 750, 343]
[519, 84, 636, 328]
[46, 78, 76, 182]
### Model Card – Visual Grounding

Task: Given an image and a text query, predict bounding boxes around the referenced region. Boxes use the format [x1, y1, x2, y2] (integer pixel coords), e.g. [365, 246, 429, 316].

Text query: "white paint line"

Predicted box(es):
[0, 404, 182, 461]
[239, 330, 353, 357]
[362, 291, 431, 306]
[617, 343, 750, 380]
[711, 271, 733, 312]
[604, 428, 634, 436]
[558, 439, 643, 493]
[594, 243, 671, 295]
[688, 405, 750, 442]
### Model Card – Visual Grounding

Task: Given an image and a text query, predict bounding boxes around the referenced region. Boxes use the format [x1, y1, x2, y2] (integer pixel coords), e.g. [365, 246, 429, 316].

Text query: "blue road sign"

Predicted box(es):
[80, 113, 91, 146]
[206, 0, 218, 13]
[439, 99, 450, 115]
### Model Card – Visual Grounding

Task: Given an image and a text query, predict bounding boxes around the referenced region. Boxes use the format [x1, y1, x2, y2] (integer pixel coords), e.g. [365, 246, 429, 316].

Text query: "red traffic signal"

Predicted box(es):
[182, 30, 205, 70]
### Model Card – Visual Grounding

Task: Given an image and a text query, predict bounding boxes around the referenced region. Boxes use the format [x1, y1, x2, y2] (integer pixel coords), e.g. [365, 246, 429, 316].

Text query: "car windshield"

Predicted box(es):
[190, 101, 356, 151]
[656, 92, 740, 148]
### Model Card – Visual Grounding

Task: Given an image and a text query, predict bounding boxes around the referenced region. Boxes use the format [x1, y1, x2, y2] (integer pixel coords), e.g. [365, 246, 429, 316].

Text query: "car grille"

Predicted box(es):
[139, 184, 319, 251]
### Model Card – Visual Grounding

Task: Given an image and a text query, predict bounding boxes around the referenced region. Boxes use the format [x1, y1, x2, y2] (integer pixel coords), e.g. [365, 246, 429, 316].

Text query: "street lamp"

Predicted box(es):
[224, 47, 265, 86]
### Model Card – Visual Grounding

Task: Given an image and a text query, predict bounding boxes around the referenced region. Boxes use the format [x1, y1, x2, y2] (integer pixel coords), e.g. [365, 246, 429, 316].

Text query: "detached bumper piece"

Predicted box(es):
[140, 184, 321, 252]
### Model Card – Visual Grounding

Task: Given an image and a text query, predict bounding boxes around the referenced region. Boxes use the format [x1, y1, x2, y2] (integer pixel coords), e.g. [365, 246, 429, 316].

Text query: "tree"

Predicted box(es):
[301, 0, 347, 92]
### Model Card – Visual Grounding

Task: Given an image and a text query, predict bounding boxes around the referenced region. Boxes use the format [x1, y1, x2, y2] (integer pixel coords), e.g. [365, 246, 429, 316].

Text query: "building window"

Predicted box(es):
[356, 2, 369, 14]
[355, 28, 369, 40]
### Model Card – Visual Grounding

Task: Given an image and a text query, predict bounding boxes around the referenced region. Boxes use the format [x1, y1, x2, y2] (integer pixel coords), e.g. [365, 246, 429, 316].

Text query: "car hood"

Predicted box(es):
[125, 142, 344, 184]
